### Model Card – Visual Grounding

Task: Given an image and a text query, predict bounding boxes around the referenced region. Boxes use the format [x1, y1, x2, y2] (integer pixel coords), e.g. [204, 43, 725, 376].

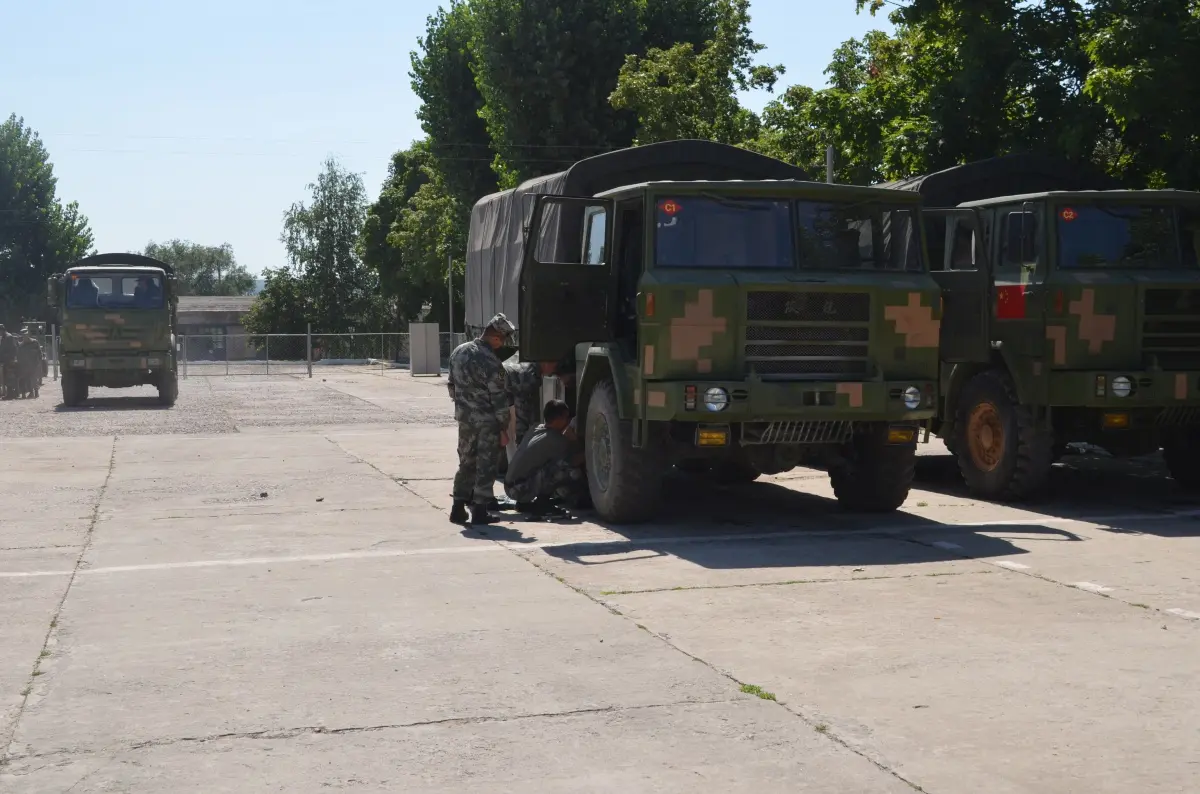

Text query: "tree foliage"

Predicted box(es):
[142, 239, 255, 296]
[246, 157, 386, 335]
[0, 115, 94, 327]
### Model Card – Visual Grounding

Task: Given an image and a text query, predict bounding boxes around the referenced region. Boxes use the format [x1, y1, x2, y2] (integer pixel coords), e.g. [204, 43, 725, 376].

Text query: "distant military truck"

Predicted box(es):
[885, 154, 1200, 496]
[466, 140, 942, 523]
[47, 253, 179, 407]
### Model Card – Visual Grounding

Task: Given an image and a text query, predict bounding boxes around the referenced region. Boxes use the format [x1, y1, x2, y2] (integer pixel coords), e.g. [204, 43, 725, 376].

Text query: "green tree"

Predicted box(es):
[469, 0, 645, 185]
[0, 115, 94, 327]
[610, 0, 782, 146]
[142, 239, 255, 296]
[1084, 0, 1200, 188]
[246, 157, 385, 334]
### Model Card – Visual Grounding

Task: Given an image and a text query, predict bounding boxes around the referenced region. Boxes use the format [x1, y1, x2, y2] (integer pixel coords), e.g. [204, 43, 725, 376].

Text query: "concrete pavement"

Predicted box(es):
[2, 369, 1199, 792]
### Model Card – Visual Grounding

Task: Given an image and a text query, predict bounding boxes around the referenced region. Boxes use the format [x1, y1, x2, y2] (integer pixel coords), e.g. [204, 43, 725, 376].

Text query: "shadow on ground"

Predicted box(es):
[913, 452, 1200, 538]
[54, 397, 169, 412]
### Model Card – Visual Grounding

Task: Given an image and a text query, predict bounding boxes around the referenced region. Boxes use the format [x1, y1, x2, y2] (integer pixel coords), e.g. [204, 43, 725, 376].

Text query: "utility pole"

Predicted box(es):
[447, 253, 454, 335]
[826, 145, 835, 184]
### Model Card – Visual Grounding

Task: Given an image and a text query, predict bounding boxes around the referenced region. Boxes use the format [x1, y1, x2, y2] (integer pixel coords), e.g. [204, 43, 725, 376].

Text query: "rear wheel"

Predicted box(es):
[157, 370, 178, 407]
[585, 379, 664, 523]
[61, 371, 88, 407]
[830, 424, 916, 513]
[1164, 430, 1200, 491]
[955, 370, 1052, 501]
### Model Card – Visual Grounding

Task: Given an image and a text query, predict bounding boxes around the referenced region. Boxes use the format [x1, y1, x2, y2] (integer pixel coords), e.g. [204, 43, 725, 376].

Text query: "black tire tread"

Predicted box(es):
[955, 369, 1053, 501]
[1163, 433, 1200, 491]
[586, 379, 664, 523]
[830, 428, 916, 513]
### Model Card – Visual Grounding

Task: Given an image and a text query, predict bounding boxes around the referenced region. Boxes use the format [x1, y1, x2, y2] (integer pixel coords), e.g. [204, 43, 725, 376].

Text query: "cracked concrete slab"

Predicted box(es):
[606, 569, 1200, 793]
[1, 699, 911, 793]
[10, 550, 740, 758]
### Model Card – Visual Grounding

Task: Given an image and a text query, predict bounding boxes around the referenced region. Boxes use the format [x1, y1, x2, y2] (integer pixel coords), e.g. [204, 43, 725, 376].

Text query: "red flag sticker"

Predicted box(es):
[996, 284, 1028, 320]
[659, 200, 680, 216]
[1060, 207, 1078, 222]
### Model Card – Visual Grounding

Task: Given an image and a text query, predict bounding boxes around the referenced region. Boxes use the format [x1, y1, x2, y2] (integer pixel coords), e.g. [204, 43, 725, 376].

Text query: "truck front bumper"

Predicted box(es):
[62, 353, 172, 371]
[637, 379, 937, 424]
[1048, 370, 1200, 409]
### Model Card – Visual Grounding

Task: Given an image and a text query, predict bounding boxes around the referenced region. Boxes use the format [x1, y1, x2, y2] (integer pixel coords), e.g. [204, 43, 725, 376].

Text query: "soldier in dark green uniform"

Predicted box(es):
[0, 325, 17, 400]
[448, 313, 515, 525]
[504, 400, 585, 514]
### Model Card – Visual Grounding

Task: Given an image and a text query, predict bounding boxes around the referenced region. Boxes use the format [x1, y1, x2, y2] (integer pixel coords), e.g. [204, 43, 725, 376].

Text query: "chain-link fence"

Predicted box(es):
[178, 332, 468, 377]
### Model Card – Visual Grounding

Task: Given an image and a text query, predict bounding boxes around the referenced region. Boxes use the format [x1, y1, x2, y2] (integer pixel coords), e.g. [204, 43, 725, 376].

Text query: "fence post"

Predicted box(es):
[306, 324, 312, 378]
[225, 336, 230, 376]
[265, 335, 270, 375]
[51, 326, 59, 381]
[181, 336, 188, 379]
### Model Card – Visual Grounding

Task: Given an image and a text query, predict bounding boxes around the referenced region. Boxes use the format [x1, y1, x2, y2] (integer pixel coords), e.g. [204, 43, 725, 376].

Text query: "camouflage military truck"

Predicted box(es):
[885, 154, 1200, 497]
[466, 140, 942, 523]
[47, 253, 179, 407]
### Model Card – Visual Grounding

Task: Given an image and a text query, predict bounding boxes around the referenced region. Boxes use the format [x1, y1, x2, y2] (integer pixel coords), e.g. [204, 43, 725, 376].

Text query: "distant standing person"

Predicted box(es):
[504, 399, 586, 515]
[447, 314, 515, 525]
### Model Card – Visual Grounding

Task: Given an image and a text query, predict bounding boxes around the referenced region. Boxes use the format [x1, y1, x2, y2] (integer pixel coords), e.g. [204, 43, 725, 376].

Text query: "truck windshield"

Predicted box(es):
[796, 201, 921, 272]
[655, 196, 793, 269]
[1057, 204, 1200, 269]
[67, 273, 164, 309]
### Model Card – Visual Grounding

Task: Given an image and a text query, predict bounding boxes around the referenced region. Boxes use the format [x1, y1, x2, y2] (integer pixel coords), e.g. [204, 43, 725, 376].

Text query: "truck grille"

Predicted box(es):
[744, 292, 870, 380]
[742, 420, 855, 445]
[1143, 289, 1200, 370]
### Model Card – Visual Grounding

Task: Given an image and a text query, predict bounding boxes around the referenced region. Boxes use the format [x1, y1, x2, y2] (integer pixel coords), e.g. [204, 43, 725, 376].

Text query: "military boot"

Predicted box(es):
[469, 503, 496, 524]
[449, 500, 469, 524]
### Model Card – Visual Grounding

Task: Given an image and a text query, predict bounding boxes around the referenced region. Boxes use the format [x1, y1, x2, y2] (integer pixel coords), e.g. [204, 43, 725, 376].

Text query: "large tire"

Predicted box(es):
[829, 424, 916, 513]
[955, 369, 1052, 500]
[1163, 430, 1200, 492]
[584, 379, 664, 523]
[157, 371, 178, 407]
[61, 371, 88, 407]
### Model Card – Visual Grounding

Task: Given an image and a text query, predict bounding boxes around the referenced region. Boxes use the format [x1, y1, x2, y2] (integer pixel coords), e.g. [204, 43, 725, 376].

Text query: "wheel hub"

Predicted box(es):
[591, 413, 613, 491]
[967, 402, 1005, 472]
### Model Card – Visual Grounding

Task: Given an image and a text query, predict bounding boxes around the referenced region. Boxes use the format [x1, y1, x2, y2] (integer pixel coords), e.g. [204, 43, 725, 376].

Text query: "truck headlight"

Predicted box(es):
[1111, 376, 1133, 398]
[703, 387, 729, 412]
[903, 386, 922, 410]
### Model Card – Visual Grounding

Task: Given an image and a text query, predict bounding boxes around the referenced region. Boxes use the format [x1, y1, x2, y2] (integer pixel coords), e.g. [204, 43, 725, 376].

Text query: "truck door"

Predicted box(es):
[520, 195, 615, 362]
[924, 208, 991, 363]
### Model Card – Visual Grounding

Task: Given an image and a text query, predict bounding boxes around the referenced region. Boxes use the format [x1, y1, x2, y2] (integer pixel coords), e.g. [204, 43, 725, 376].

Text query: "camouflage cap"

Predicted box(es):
[486, 313, 515, 341]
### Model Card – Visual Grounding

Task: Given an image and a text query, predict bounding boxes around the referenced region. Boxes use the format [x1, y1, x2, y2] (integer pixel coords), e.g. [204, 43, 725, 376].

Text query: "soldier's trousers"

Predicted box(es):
[453, 421, 502, 504]
[505, 458, 583, 504]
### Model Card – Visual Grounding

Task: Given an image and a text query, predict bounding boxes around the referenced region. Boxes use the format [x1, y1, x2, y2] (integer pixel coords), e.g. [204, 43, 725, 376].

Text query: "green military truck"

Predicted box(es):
[885, 154, 1200, 496]
[47, 253, 180, 407]
[466, 140, 943, 522]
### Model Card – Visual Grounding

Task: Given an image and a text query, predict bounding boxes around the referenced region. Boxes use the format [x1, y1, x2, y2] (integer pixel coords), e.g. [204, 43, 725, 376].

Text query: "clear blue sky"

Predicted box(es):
[1, 0, 893, 276]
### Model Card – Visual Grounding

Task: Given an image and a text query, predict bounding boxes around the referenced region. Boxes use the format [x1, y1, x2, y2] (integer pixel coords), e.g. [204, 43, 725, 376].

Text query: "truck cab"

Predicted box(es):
[889, 156, 1200, 496]
[48, 253, 179, 407]
[467, 141, 944, 522]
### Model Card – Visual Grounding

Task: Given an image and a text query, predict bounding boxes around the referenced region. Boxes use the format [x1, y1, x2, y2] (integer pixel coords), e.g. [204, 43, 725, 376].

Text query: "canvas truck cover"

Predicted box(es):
[879, 153, 1118, 207]
[464, 139, 810, 331]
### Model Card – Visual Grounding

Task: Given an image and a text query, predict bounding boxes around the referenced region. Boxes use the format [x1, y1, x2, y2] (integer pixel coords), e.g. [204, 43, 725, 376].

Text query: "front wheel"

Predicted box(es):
[829, 424, 916, 513]
[157, 371, 178, 407]
[584, 379, 665, 523]
[1164, 430, 1200, 491]
[955, 370, 1052, 501]
[61, 371, 88, 407]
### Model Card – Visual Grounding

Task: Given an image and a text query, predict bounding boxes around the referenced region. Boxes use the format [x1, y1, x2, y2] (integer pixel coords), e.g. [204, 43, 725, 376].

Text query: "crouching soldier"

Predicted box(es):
[503, 399, 586, 515]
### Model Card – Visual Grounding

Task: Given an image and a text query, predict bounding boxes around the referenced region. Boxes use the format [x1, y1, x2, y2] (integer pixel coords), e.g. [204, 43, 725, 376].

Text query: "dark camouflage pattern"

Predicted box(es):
[0, 330, 17, 399]
[15, 335, 43, 397]
[505, 456, 583, 504]
[449, 336, 510, 503]
[503, 356, 542, 445]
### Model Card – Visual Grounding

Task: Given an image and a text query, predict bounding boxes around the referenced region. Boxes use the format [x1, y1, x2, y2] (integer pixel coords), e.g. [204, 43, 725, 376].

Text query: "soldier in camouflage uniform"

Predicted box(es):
[16, 331, 43, 398]
[0, 326, 17, 400]
[504, 400, 585, 514]
[448, 313, 515, 524]
[503, 356, 559, 447]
